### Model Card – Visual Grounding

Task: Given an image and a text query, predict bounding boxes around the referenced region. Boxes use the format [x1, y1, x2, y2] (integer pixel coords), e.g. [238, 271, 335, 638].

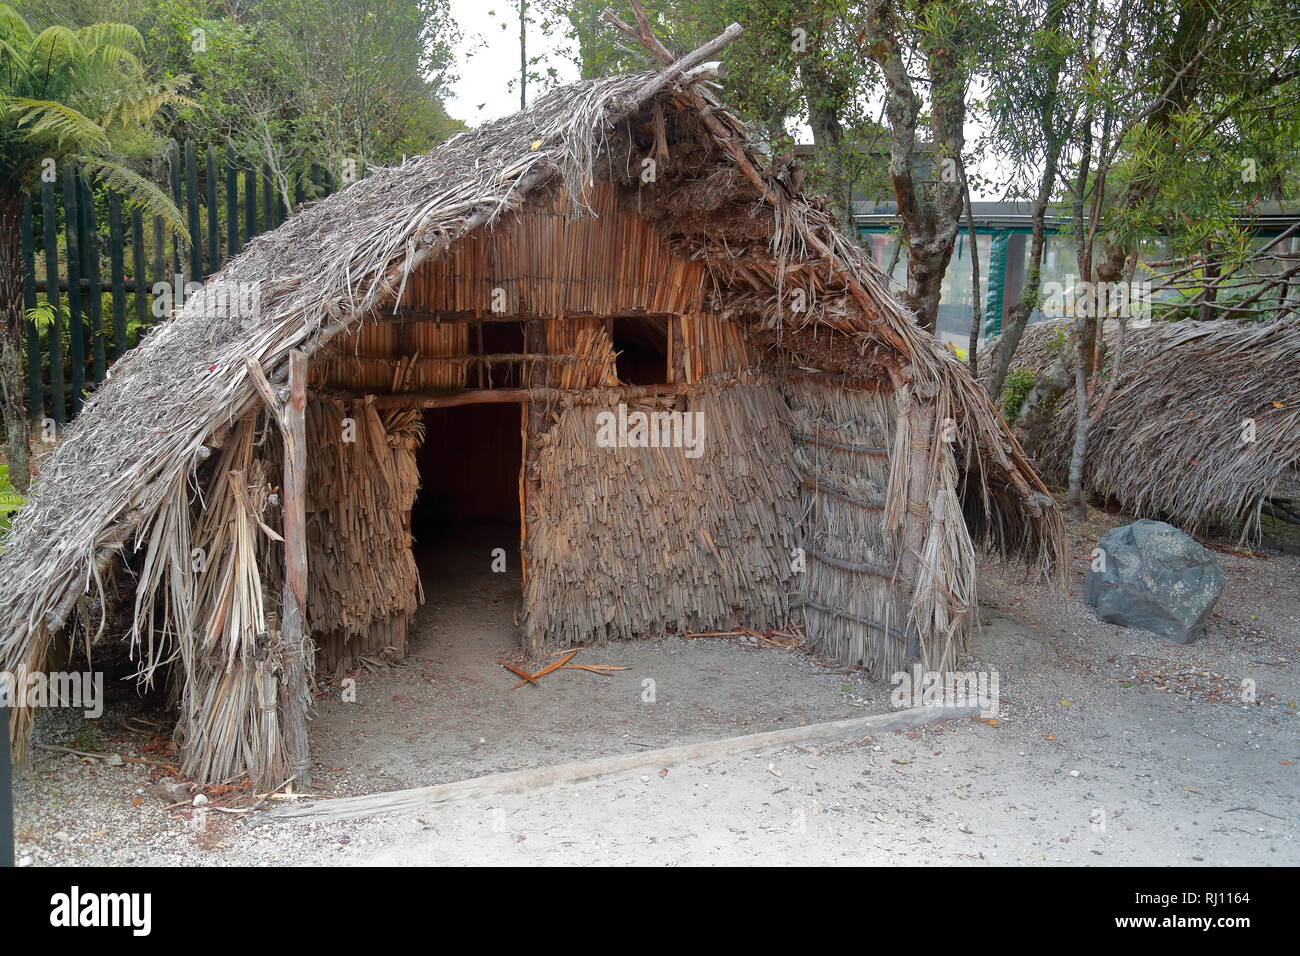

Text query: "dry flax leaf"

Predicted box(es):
[498, 661, 538, 686]
[509, 650, 580, 689]
[561, 663, 630, 675]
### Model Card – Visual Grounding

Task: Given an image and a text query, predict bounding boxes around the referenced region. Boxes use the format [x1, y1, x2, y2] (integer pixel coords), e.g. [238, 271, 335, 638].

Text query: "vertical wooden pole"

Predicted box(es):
[169, 140, 183, 280]
[244, 164, 257, 245]
[0, 700, 12, 868]
[40, 178, 63, 424]
[521, 316, 546, 639]
[107, 191, 127, 360]
[280, 349, 311, 787]
[21, 196, 40, 422]
[225, 149, 240, 259]
[205, 145, 219, 277]
[80, 174, 105, 385]
[668, 314, 687, 384]
[61, 165, 84, 416]
[131, 208, 147, 347]
[261, 164, 274, 232]
[185, 139, 202, 282]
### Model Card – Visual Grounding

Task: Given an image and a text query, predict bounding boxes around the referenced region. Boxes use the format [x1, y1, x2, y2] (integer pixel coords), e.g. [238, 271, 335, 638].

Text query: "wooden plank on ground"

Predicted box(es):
[249, 704, 980, 826]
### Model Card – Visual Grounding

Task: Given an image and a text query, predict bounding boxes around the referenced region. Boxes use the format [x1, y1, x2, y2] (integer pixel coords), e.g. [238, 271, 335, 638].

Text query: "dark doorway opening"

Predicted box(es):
[410, 401, 524, 651]
[413, 402, 522, 547]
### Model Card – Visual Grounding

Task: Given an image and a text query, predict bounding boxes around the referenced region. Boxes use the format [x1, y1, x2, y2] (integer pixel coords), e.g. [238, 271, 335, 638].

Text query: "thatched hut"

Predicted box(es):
[0, 26, 1062, 786]
[998, 318, 1300, 539]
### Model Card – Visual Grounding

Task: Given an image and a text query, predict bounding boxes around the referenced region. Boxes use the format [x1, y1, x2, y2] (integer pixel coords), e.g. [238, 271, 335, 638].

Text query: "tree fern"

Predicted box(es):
[73, 154, 190, 242]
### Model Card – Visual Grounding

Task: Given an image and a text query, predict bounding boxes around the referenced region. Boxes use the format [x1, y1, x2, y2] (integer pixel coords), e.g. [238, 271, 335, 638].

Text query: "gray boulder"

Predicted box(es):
[1085, 519, 1225, 644]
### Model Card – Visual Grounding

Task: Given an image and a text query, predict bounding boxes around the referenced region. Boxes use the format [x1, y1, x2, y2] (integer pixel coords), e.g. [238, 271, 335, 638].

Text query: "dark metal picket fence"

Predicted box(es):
[20, 140, 342, 424]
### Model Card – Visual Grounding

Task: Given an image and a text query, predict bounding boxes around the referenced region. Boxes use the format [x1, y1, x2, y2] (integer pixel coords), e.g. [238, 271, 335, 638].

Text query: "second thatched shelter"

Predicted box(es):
[998, 318, 1300, 538]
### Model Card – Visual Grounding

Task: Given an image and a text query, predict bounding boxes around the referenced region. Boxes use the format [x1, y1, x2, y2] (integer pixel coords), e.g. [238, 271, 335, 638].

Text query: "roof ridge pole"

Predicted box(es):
[628, 25, 742, 106]
[279, 349, 311, 789]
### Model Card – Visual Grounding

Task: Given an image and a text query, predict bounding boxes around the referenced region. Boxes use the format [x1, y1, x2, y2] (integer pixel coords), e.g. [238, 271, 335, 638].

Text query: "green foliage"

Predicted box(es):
[12, 0, 463, 211]
[71, 721, 98, 751]
[541, 0, 890, 219]
[0, 2, 188, 236]
[0, 462, 22, 538]
[1000, 365, 1036, 420]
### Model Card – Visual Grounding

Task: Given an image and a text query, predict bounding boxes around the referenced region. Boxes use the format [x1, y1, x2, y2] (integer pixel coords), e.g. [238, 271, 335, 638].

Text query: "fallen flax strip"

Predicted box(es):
[248, 705, 979, 826]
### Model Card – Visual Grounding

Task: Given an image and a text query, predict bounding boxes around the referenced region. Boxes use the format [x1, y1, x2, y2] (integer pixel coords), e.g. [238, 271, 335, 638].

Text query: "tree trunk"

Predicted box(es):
[1067, 320, 1092, 521]
[864, 0, 966, 334]
[0, 182, 31, 492]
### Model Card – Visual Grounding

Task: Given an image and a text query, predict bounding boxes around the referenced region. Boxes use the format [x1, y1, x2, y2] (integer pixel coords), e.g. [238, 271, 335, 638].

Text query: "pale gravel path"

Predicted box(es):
[12, 514, 1298, 866]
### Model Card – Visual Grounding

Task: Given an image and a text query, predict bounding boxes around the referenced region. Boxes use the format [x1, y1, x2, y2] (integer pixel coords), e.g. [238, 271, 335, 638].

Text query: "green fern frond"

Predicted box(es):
[73, 154, 190, 243]
[76, 22, 143, 56]
[0, 4, 34, 45]
[24, 301, 58, 330]
[82, 42, 142, 83]
[98, 79, 194, 130]
[0, 35, 31, 75]
[10, 97, 109, 149]
[29, 24, 86, 67]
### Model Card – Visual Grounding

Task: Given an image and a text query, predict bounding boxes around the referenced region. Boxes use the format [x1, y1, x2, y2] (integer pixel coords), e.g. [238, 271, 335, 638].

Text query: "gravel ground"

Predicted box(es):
[11, 509, 1297, 866]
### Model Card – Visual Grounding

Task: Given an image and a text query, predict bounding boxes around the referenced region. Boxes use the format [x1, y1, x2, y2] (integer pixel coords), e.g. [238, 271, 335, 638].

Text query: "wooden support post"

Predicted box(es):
[0, 700, 13, 867]
[669, 314, 688, 383]
[521, 317, 547, 632]
[279, 350, 311, 788]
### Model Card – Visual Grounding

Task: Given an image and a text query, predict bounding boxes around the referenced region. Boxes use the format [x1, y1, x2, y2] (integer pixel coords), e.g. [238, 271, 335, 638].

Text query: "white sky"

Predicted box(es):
[444, 2, 579, 125]
[441, 2, 1006, 200]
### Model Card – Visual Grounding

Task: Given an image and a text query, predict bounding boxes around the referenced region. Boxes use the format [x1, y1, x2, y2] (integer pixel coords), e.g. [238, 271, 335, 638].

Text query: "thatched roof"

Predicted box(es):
[999, 319, 1300, 536]
[1, 65, 1062, 747]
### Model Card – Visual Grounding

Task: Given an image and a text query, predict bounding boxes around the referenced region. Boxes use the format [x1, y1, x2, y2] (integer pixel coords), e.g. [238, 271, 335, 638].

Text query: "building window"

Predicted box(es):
[609, 315, 668, 385]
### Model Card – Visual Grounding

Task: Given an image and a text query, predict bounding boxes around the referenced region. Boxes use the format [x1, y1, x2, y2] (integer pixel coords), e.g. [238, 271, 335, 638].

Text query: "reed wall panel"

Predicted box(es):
[679, 312, 758, 381]
[312, 319, 468, 392]
[785, 380, 907, 677]
[522, 385, 801, 648]
[304, 398, 424, 669]
[397, 182, 710, 318]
